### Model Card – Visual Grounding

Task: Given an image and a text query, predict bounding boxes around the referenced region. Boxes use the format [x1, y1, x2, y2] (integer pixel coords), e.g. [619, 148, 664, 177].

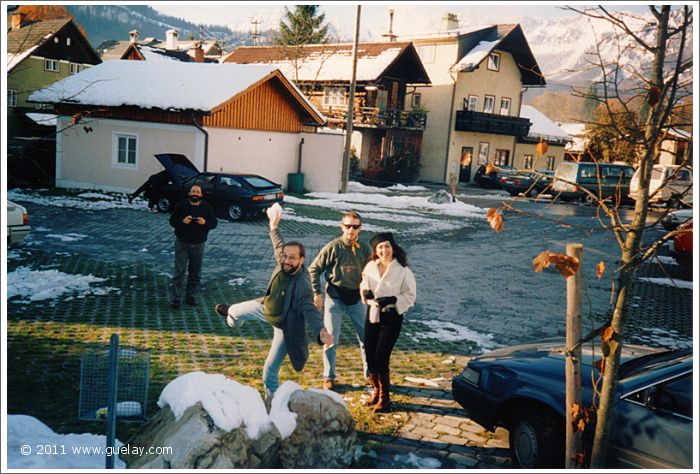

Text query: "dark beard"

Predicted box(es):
[282, 264, 300, 275]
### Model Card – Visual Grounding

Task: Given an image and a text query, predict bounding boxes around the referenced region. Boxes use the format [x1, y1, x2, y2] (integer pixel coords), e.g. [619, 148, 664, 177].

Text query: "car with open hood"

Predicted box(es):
[153, 153, 284, 221]
[452, 339, 692, 469]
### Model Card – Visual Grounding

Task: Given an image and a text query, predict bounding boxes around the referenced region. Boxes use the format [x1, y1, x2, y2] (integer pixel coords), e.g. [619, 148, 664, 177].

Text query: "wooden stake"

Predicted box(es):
[565, 243, 583, 468]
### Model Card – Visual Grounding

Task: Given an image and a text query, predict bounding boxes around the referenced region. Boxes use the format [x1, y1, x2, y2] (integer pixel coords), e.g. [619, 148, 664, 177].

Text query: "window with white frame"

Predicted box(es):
[323, 87, 346, 106]
[114, 133, 138, 167]
[8, 89, 18, 107]
[69, 63, 81, 75]
[44, 59, 59, 72]
[500, 97, 511, 115]
[467, 95, 478, 111]
[484, 95, 495, 114]
[523, 154, 533, 169]
[547, 155, 556, 171]
[478, 142, 489, 164]
[487, 52, 500, 71]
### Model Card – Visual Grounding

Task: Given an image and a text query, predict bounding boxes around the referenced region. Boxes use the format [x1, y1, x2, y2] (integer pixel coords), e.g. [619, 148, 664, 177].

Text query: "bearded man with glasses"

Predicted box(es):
[308, 211, 371, 390]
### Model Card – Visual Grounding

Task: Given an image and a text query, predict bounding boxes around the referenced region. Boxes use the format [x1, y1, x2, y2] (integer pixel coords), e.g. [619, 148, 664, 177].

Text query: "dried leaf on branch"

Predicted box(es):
[596, 261, 606, 279]
[532, 250, 580, 277]
[600, 325, 616, 343]
[486, 208, 503, 232]
[485, 164, 498, 175]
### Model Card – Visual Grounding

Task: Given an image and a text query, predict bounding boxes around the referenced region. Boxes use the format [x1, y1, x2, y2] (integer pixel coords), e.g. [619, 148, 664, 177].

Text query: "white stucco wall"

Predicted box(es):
[54, 116, 202, 192]
[513, 143, 566, 171]
[206, 127, 343, 193]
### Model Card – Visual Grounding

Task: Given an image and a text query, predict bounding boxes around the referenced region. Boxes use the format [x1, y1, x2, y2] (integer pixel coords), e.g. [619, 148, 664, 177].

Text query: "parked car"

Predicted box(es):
[500, 169, 554, 197]
[672, 219, 692, 267]
[661, 208, 693, 231]
[452, 339, 692, 469]
[474, 165, 517, 189]
[153, 153, 284, 221]
[7, 200, 30, 244]
[629, 164, 693, 208]
[552, 162, 635, 204]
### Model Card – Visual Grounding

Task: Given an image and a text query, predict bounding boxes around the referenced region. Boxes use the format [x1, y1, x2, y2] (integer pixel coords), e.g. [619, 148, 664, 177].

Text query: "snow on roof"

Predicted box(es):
[158, 372, 273, 440]
[520, 105, 570, 140]
[451, 40, 500, 72]
[557, 122, 587, 137]
[667, 127, 692, 140]
[7, 41, 43, 71]
[27, 61, 280, 112]
[403, 24, 493, 40]
[137, 45, 191, 62]
[226, 44, 407, 82]
[25, 112, 57, 126]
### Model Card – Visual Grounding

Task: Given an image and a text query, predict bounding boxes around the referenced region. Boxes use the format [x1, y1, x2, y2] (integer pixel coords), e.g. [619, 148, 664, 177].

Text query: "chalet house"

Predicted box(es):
[222, 42, 431, 183]
[512, 106, 569, 172]
[658, 128, 691, 166]
[403, 14, 546, 184]
[28, 61, 345, 193]
[6, 14, 101, 185]
[98, 29, 223, 62]
[557, 122, 588, 162]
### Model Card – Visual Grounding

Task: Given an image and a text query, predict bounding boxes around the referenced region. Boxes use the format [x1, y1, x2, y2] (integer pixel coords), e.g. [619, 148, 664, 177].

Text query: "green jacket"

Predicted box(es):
[308, 236, 371, 295]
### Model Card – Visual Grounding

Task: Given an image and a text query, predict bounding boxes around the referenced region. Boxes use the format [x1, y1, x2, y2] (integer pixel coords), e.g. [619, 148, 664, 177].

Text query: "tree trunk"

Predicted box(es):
[589, 6, 671, 468]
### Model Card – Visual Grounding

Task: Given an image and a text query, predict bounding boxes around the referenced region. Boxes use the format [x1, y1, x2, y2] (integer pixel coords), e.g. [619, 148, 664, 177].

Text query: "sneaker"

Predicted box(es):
[215, 304, 229, 318]
[186, 295, 197, 306]
[170, 299, 181, 309]
[323, 379, 334, 390]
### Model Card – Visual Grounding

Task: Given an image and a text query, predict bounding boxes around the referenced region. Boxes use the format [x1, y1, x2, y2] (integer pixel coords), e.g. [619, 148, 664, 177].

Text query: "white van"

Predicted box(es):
[629, 164, 693, 207]
[7, 200, 31, 244]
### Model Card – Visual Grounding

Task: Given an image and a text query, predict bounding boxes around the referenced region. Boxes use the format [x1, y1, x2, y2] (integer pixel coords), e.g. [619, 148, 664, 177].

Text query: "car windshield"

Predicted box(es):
[241, 176, 276, 188]
[555, 163, 577, 180]
[620, 348, 692, 379]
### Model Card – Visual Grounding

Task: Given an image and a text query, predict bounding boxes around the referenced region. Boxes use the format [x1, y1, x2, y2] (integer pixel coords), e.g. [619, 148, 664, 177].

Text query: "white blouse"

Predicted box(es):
[360, 259, 417, 315]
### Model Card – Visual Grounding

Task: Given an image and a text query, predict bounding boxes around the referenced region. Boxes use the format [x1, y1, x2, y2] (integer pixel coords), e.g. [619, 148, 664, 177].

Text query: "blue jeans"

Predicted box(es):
[227, 300, 287, 399]
[323, 297, 369, 380]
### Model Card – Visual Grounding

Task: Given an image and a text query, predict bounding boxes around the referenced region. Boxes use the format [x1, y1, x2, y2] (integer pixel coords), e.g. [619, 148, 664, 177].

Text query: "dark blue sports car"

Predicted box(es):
[452, 340, 692, 469]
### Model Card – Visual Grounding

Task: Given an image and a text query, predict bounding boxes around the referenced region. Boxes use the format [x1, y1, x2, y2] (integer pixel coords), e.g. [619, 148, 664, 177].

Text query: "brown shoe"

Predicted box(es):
[323, 379, 334, 390]
[373, 371, 391, 413]
[364, 372, 380, 406]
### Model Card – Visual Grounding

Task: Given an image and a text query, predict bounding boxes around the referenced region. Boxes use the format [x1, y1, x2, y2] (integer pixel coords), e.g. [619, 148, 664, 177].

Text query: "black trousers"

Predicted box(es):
[172, 238, 205, 300]
[364, 308, 403, 373]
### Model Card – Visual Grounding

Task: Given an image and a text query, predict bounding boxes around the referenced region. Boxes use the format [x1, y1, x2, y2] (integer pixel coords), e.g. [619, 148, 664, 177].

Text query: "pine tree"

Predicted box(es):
[275, 5, 329, 46]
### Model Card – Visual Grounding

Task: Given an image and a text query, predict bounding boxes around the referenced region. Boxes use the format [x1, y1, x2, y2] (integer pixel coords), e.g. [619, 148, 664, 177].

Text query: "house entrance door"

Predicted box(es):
[459, 146, 473, 183]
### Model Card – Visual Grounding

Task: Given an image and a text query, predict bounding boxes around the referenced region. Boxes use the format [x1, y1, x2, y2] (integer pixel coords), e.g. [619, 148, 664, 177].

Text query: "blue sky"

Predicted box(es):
[152, 2, 653, 39]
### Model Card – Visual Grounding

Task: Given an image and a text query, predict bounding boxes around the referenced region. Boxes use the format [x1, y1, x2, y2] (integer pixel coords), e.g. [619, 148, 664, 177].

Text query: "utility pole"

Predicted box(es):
[340, 5, 361, 193]
[251, 20, 260, 46]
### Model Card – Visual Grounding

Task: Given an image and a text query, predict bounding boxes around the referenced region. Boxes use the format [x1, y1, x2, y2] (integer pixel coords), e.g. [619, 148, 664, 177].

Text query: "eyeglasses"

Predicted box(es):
[343, 224, 361, 230]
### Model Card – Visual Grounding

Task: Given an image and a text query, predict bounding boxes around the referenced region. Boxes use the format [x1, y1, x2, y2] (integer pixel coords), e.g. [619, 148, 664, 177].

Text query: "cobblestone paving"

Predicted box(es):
[6, 186, 692, 469]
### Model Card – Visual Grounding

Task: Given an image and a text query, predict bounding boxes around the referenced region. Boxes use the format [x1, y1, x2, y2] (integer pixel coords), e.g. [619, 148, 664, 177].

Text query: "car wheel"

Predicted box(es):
[227, 203, 244, 221]
[525, 187, 539, 198]
[509, 409, 564, 469]
[157, 196, 172, 212]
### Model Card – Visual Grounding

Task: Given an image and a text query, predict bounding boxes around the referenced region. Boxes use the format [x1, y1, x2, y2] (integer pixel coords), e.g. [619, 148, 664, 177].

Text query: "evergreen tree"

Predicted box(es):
[275, 5, 329, 46]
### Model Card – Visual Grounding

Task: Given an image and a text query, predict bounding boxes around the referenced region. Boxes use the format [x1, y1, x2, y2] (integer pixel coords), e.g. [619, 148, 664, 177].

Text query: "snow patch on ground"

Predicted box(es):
[7, 415, 126, 469]
[8, 189, 145, 211]
[7, 266, 118, 302]
[393, 452, 442, 469]
[45, 233, 88, 242]
[410, 320, 500, 351]
[639, 327, 692, 350]
[653, 255, 679, 265]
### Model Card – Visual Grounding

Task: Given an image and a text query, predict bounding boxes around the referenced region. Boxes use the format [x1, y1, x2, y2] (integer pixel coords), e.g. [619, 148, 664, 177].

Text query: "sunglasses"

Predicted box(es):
[342, 224, 361, 230]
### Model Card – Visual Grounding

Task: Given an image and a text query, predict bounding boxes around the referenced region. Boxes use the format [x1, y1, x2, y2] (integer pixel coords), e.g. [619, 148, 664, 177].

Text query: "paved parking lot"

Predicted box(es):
[6, 184, 692, 468]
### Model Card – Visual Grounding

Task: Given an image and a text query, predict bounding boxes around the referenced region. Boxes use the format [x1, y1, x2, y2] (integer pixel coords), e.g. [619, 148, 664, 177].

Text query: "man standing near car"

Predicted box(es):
[308, 211, 371, 390]
[169, 184, 217, 308]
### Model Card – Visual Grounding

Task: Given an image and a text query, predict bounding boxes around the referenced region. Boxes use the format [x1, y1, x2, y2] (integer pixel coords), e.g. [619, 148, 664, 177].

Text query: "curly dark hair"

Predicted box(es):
[369, 232, 408, 267]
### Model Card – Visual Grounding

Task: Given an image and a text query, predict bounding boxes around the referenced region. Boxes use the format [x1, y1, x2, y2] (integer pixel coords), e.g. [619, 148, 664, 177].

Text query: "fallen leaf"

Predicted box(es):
[596, 261, 605, 279]
[532, 251, 550, 272]
[487, 211, 503, 232]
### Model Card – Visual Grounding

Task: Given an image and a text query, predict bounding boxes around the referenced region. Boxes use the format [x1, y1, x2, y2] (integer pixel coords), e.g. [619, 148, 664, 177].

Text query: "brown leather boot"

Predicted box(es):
[373, 370, 391, 413]
[364, 372, 380, 406]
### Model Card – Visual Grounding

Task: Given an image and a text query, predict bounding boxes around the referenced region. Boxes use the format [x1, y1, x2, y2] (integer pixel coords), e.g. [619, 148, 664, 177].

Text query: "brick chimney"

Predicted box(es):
[165, 29, 179, 50]
[192, 41, 204, 63]
[129, 29, 139, 44]
[441, 13, 459, 31]
[9, 13, 25, 31]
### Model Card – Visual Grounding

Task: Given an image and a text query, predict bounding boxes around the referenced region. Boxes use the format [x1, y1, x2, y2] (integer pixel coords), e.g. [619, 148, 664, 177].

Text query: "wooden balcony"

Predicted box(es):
[455, 110, 531, 137]
[322, 106, 427, 130]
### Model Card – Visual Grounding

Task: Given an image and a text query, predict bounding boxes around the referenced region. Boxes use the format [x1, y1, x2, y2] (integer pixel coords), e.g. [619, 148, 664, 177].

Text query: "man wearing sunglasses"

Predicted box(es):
[309, 211, 371, 390]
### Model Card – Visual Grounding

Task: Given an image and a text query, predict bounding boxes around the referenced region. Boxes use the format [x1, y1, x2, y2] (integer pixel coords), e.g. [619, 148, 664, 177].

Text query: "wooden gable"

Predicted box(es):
[204, 73, 316, 132]
[33, 20, 101, 65]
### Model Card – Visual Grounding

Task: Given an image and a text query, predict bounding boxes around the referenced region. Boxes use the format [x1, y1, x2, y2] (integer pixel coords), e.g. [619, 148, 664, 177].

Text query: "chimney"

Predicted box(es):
[9, 13, 24, 31]
[192, 41, 205, 63]
[165, 29, 179, 50]
[381, 9, 398, 42]
[129, 29, 139, 44]
[441, 13, 459, 31]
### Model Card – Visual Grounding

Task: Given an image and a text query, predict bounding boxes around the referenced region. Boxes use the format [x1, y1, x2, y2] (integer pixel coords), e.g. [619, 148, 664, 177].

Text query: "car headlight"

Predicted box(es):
[460, 366, 480, 386]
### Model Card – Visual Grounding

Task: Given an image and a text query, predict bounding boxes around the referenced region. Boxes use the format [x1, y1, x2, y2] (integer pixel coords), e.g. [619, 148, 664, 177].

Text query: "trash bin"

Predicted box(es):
[287, 172, 305, 194]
